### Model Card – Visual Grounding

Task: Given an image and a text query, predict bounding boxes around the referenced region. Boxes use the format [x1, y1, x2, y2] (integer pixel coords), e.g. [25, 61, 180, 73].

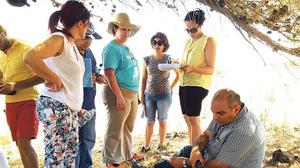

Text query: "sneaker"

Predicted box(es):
[157, 145, 167, 151]
[129, 159, 145, 168]
[140, 146, 151, 153]
[132, 153, 144, 160]
[78, 109, 96, 127]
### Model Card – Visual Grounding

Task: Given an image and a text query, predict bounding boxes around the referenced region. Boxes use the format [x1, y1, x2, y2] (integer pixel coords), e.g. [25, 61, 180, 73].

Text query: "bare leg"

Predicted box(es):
[17, 138, 38, 168]
[183, 115, 193, 144]
[144, 122, 154, 148]
[158, 121, 167, 146]
[188, 116, 201, 145]
[16, 141, 27, 167]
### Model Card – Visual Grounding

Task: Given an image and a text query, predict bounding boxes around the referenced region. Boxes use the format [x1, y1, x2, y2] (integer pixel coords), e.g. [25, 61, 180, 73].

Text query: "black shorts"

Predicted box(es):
[179, 86, 208, 116]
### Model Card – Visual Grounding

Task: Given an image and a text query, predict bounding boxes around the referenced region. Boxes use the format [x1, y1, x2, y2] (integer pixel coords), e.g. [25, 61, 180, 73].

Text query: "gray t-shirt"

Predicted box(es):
[144, 55, 172, 95]
[204, 104, 265, 168]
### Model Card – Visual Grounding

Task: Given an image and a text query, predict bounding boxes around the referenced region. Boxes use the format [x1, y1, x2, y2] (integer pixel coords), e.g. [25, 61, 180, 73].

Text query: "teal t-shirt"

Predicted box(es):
[102, 40, 140, 91]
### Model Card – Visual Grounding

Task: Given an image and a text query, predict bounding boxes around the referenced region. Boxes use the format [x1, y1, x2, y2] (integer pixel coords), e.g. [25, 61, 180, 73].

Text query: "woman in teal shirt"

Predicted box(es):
[101, 12, 142, 167]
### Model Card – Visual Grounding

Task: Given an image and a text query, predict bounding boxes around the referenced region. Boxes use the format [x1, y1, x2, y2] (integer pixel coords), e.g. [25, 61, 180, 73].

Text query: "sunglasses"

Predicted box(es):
[185, 27, 198, 34]
[152, 40, 163, 46]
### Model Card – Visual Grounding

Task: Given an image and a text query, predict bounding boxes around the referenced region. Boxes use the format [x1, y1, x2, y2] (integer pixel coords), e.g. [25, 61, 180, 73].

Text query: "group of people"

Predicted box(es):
[0, 0, 266, 168]
[1, 1, 102, 167]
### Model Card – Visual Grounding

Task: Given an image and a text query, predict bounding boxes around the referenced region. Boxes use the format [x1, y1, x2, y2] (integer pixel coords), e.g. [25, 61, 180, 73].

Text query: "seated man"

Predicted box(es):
[155, 88, 265, 168]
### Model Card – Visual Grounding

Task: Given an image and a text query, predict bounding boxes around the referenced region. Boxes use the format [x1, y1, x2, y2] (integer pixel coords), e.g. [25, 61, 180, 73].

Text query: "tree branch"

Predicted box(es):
[196, 0, 300, 57]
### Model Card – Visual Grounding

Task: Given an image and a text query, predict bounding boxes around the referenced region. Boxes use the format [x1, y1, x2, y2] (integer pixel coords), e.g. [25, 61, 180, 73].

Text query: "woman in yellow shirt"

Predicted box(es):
[179, 9, 217, 145]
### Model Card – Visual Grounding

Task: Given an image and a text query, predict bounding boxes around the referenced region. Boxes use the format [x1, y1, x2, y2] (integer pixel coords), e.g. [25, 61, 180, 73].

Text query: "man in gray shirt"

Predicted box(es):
[155, 88, 265, 168]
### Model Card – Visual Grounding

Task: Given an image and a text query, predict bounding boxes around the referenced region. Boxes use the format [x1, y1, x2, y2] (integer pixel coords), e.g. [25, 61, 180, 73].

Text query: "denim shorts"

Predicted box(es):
[144, 92, 172, 123]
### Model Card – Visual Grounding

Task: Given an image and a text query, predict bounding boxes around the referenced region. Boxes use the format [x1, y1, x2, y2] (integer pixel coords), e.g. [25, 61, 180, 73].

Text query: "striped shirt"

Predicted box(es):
[204, 104, 265, 168]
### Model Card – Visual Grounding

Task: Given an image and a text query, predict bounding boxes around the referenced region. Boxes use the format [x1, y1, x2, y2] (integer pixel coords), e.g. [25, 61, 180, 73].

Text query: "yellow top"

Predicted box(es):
[0, 40, 38, 103]
[179, 35, 212, 90]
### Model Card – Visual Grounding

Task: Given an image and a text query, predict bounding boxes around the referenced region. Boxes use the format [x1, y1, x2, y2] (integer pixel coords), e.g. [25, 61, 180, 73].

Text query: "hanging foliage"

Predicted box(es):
[196, 0, 300, 57]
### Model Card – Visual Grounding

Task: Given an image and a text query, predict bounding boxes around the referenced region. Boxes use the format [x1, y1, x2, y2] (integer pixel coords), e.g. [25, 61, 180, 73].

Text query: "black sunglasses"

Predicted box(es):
[185, 27, 198, 34]
[152, 40, 163, 46]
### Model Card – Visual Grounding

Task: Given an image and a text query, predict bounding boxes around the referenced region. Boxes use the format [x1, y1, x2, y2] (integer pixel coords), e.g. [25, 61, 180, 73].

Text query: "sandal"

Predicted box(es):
[132, 153, 144, 160]
[140, 146, 151, 153]
[157, 145, 167, 151]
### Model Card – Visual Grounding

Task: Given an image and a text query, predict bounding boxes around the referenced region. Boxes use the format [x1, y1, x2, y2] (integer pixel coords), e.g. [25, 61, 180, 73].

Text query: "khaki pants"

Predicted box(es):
[102, 85, 138, 164]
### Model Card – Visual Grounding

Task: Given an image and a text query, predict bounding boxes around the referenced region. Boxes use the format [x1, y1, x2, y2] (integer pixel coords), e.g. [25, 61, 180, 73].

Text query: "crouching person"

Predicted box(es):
[155, 89, 265, 168]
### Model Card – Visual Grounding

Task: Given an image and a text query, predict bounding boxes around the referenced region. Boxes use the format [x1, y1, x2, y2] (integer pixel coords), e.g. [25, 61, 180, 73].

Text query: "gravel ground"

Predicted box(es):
[3, 124, 300, 168]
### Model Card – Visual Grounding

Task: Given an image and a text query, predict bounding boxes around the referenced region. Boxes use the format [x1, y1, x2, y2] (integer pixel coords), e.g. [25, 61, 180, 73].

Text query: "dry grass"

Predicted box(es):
[3, 124, 300, 168]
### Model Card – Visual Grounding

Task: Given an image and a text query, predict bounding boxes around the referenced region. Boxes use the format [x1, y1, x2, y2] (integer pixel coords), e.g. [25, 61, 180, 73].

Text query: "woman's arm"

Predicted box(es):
[105, 68, 125, 112]
[139, 61, 147, 104]
[24, 35, 64, 89]
[194, 37, 216, 74]
[170, 68, 179, 90]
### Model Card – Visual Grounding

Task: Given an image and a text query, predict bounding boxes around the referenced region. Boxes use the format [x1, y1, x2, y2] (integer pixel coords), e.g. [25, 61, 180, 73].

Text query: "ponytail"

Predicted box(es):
[48, 11, 61, 33]
[47, 10, 76, 37]
[48, 1, 90, 37]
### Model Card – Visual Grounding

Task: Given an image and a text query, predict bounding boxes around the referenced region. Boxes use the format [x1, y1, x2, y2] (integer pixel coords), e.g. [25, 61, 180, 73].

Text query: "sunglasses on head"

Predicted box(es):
[185, 27, 198, 34]
[152, 40, 163, 46]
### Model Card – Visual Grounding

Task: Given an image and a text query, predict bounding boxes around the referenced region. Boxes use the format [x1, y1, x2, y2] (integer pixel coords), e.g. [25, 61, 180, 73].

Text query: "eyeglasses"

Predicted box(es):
[152, 40, 163, 46]
[185, 27, 198, 34]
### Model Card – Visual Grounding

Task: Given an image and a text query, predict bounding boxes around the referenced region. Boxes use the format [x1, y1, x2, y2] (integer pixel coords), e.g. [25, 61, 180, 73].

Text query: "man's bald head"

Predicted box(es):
[212, 89, 242, 108]
[211, 89, 243, 125]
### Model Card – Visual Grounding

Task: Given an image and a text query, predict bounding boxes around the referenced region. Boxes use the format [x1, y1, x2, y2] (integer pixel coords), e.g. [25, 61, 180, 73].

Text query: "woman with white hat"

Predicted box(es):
[101, 12, 142, 168]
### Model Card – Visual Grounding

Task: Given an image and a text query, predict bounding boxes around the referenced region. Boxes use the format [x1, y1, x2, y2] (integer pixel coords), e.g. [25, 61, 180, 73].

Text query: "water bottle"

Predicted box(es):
[78, 109, 95, 127]
[95, 64, 102, 77]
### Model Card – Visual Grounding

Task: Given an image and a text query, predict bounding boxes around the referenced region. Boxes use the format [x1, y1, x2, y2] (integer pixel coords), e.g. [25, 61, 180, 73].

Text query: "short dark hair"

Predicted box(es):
[111, 24, 119, 36]
[150, 32, 170, 52]
[184, 9, 205, 26]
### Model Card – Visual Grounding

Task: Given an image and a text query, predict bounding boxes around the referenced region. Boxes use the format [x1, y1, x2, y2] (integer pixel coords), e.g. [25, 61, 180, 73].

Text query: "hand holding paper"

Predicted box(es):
[158, 63, 181, 71]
